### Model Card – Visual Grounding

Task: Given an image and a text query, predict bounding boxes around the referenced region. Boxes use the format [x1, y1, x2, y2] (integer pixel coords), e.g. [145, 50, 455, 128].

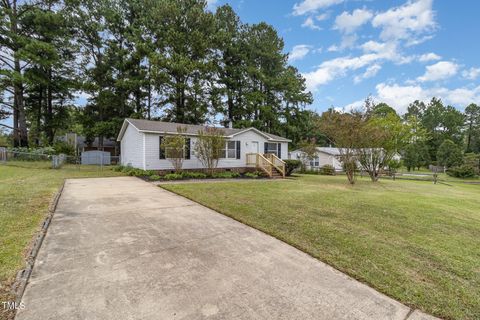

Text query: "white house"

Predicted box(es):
[117, 118, 290, 176]
[290, 147, 402, 171]
[290, 147, 343, 171]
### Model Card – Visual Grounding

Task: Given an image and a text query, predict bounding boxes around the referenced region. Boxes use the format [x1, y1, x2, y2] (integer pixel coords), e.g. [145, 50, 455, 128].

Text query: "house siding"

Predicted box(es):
[290, 150, 343, 170]
[120, 124, 144, 168]
[142, 130, 289, 171]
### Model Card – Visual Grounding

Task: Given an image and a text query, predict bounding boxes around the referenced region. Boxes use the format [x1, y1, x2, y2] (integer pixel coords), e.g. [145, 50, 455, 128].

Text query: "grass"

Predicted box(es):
[162, 174, 480, 320]
[0, 161, 124, 320]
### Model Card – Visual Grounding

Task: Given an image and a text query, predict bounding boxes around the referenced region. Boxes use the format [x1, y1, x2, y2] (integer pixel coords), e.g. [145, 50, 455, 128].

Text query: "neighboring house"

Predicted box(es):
[117, 118, 290, 177]
[57, 133, 118, 156]
[290, 147, 343, 171]
[290, 147, 402, 171]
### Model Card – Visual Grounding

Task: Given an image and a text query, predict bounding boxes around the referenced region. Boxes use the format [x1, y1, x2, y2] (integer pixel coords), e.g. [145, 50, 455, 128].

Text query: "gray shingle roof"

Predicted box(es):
[122, 118, 290, 142]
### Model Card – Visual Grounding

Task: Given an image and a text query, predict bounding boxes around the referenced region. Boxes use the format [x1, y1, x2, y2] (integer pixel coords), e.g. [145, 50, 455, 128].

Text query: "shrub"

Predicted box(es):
[284, 159, 301, 176]
[181, 171, 207, 179]
[53, 141, 75, 156]
[319, 164, 335, 175]
[129, 168, 148, 176]
[112, 165, 124, 172]
[164, 173, 184, 180]
[244, 172, 259, 179]
[149, 174, 162, 181]
[211, 171, 240, 179]
[446, 165, 477, 178]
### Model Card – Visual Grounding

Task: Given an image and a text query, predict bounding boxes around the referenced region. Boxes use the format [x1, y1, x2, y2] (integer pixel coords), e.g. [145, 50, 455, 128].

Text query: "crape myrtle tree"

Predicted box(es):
[160, 126, 188, 172]
[319, 109, 364, 184]
[297, 138, 317, 172]
[194, 127, 225, 176]
[357, 112, 410, 182]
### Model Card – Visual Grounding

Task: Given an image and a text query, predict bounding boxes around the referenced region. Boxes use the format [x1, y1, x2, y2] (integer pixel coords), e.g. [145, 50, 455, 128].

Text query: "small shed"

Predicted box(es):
[81, 150, 111, 165]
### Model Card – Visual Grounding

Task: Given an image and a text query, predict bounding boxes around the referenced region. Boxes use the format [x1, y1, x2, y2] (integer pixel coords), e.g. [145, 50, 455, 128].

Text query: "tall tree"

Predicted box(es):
[148, 0, 216, 124]
[0, 0, 31, 146]
[464, 103, 480, 153]
[421, 98, 465, 160]
[22, 0, 78, 145]
[213, 4, 245, 125]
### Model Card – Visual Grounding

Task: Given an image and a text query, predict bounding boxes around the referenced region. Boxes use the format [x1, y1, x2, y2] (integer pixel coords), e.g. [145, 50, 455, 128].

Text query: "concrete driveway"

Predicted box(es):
[16, 177, 435, 320]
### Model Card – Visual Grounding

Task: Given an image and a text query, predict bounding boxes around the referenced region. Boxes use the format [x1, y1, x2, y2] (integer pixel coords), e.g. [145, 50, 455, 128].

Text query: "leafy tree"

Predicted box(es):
[421, 98, 465, 159]
[370, 102, 399, 118]
[160, 127, 187, 172]
[464, 103, 480, 153]
[356, 113, 410, 182]
[297, 138, 317, 171]
[320, 109, 364, 184]
[403, 142, 430, 171]
[437, 139, 463, 169]
[194, 127, 225, 175]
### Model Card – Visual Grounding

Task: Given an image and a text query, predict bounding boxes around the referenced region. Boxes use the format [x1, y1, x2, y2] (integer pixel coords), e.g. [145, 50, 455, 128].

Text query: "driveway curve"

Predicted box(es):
[16, 177, 435, 320]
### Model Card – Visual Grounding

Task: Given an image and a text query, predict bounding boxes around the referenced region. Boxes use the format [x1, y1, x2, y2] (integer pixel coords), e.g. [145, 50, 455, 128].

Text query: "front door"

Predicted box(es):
[248, 141, 259, 154]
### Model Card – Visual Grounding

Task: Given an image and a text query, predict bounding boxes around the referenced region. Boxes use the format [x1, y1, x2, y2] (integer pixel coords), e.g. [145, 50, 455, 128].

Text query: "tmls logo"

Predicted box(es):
[2, 301, 26, 310]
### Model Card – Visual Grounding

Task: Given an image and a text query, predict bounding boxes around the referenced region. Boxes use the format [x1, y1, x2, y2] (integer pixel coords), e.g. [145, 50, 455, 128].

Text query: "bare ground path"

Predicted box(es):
[16, 177, 436, 320]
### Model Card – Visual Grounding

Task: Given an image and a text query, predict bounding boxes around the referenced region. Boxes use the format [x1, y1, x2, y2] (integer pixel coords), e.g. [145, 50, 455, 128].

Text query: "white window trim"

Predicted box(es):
[221, 140, 237, 159]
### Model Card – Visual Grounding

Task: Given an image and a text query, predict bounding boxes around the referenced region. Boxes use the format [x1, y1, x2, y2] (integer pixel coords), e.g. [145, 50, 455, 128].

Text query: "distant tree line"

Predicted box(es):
[318, 97, 480, 183]
[1, 0, 314, 148]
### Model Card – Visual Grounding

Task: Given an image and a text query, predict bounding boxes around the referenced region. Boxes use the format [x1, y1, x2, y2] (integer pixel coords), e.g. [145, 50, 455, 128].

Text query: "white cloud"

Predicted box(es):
[373, 83, 480, 113]
[360, 40, 413, 64]
[334, 9, 373, 34]
[327, 34, 358, 52]
[293, 0, 343, 16]
[417, 61, 459, 82]
[303, 53, 380, 90]
[418, 52, 441, 62]
[316, 12, 330, 21]
[302, 17, 322, 30]
[462, 67, 480, 80]
[354, 64, 381, 83]
[305, 40, 416, 91]
[372, 0, 436, 42]
[289, 45, 312, 62]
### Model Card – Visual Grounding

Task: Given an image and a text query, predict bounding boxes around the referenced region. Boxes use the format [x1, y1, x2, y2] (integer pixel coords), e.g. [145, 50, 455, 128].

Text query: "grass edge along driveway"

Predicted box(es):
[162, 175, 480, 320]
[0, 162, 124, 320]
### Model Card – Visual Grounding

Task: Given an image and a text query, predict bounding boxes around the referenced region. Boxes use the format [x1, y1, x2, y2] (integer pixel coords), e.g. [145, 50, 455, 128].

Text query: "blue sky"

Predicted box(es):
[209, 0, 480, 114]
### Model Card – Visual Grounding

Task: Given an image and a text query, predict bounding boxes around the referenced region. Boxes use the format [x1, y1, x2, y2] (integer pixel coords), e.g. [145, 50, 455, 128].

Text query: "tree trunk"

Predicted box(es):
[46, 69, 54, 144]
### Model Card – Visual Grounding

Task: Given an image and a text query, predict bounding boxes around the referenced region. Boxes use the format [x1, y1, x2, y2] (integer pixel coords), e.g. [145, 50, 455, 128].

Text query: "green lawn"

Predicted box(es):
[0, 161, 124, 319]
[162, 175, 480, 320]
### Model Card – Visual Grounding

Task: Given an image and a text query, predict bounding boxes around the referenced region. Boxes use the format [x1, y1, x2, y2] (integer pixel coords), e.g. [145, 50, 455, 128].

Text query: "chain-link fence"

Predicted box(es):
[0, 150, 120, 171]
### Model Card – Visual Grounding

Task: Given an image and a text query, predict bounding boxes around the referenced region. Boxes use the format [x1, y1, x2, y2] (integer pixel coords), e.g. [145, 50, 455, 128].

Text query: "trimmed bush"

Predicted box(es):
[319, 164, 335, 175]
[447, 165, 477, 178]
[181, 171, 207, 179]
[244, 172, 259, 179]
[149, 174, 161, 181]
[164, 173, 184, 180]
[211, 171, 240, 179]
[284, 159, 301, 176]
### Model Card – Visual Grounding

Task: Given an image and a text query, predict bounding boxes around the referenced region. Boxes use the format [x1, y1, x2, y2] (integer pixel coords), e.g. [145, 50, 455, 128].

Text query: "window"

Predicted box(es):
[310, 157, 320, 167]
[265, 142, 279, 157]
[221, 141, 237, 159]
[159, 136, 190, 160]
